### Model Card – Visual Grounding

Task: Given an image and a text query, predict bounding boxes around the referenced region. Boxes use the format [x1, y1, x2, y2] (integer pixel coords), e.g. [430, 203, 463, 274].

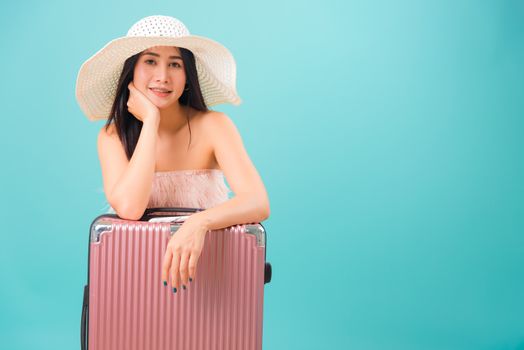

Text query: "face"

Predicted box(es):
[132, 46, 186, 109]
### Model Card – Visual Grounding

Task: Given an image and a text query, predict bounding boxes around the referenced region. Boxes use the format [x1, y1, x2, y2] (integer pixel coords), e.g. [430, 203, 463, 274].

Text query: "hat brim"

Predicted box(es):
[75, 35, 242, 121]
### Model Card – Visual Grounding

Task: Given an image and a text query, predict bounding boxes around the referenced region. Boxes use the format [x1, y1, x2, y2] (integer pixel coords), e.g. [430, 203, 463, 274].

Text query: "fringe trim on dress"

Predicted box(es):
[103, 169, 232, 214]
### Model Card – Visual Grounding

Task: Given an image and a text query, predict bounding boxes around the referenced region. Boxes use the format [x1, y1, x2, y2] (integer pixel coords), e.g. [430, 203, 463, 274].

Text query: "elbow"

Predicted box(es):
[120, 205, 145, 221]
[262, 206, 270, 221]
[257, 200, 270, 222]
[111, 198, 145, 221]
[117, 209, 143, 221]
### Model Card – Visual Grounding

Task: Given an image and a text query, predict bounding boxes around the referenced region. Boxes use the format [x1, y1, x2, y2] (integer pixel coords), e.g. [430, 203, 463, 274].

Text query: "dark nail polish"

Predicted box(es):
[173, 288, 177, 293]
[189, 278, 193, 283]
[182, 285, 186, 290]
[163, 280, 167, 286]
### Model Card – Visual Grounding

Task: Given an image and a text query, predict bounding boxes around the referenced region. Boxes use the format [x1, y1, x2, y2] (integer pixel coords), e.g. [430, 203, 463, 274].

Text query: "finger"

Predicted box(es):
[188, 249, 200, 283]
[170, 251, 181, 291]
[179, 251, 190, 288]
[161, 246, 173, 286]
[175, 269, 181, 293]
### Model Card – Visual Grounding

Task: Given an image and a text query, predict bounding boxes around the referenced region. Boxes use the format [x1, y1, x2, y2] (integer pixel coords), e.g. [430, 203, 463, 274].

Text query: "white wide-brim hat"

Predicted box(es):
[75, 15, 242, 121]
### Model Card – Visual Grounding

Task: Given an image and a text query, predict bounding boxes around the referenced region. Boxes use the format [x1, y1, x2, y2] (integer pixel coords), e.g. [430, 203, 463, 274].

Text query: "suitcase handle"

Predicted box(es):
[140, 207, 205, 221]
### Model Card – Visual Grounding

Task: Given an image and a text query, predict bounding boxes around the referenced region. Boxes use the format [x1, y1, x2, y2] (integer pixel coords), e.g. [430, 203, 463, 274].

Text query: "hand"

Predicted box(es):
[127, 81, 160, 123]
[161, 215, 209, 291]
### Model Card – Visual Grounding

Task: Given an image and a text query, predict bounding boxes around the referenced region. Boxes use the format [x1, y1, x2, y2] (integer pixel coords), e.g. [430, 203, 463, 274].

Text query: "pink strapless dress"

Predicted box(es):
[104, 169, 231, 214]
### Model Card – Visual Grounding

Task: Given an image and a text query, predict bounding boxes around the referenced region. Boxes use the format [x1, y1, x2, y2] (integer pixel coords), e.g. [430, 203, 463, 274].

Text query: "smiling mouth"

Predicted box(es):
[149, 88, 173, 98]
[149, 88, 172, 93]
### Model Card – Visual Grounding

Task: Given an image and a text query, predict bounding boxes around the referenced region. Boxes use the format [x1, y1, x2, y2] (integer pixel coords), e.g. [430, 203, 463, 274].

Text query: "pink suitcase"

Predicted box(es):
[81, 207, 272, 350]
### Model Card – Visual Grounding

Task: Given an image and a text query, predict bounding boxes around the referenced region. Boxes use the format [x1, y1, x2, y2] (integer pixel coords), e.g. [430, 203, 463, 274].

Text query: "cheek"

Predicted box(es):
[174, 73, 187, 90]
[133, 66, 149, 87]
[133, 71, 144, 83]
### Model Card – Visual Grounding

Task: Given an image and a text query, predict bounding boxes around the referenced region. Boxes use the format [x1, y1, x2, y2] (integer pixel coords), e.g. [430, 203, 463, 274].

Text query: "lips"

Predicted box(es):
[149, 88, 172, 97]
[149, 88, 172, 93]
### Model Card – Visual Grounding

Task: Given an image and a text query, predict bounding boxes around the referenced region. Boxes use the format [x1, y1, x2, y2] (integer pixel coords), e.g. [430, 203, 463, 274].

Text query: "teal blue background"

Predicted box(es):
[1, 0, 523, 349]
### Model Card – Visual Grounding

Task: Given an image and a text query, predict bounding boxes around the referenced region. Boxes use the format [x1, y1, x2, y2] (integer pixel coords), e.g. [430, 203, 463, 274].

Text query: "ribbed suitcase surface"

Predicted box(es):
[81, 212, 270, 350]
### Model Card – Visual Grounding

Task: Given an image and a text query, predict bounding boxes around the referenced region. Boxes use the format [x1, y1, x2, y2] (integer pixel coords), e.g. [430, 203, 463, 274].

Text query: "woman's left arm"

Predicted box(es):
[191, 111, 270, 229]
[161, 112, 270, 291]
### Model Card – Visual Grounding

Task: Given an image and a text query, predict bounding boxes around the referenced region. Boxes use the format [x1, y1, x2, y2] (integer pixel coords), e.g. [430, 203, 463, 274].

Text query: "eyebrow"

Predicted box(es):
[142, 51, 182, 60]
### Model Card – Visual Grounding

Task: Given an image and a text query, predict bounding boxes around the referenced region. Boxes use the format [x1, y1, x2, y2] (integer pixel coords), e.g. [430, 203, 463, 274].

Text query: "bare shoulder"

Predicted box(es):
[97, 122, 125, 156]
[97, 123, 121, 149]
[200, 110, 239, 139]
[98, 122, 118, 139]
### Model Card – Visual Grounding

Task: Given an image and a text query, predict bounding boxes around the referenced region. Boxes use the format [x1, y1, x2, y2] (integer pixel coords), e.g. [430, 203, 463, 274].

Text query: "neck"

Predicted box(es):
[157, 102, 190, 137]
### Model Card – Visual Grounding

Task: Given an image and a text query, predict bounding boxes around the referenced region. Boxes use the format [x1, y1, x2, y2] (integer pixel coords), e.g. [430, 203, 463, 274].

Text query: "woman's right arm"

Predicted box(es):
[97, 116, 159, 220]
[97, 82, 162, 220]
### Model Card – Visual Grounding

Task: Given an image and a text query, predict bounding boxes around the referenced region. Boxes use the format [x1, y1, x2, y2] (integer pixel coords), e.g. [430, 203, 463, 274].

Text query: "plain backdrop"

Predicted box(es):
[0, 0, 523, 349]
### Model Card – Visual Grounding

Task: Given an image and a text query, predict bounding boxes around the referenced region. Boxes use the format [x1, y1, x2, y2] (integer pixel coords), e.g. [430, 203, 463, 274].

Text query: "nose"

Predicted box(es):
[154, 64, 169, 83]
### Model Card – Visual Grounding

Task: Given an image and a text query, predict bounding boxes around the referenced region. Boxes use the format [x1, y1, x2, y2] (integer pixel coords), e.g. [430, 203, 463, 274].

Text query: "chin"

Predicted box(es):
[160, 102, 180, 110]
[155, 101, 178, 109]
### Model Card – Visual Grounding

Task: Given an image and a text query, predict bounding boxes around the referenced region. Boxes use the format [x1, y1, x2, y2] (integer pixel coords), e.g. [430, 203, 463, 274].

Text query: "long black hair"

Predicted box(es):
[104, 47, 208, 159]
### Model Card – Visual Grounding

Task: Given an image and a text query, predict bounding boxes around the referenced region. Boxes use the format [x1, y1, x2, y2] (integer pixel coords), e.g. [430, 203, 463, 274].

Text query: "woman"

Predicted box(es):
[76, 15, 270, 294]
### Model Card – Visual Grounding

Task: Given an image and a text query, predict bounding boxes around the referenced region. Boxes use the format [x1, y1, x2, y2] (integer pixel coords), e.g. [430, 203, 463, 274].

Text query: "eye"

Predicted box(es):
[144, 59, 181, 68]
